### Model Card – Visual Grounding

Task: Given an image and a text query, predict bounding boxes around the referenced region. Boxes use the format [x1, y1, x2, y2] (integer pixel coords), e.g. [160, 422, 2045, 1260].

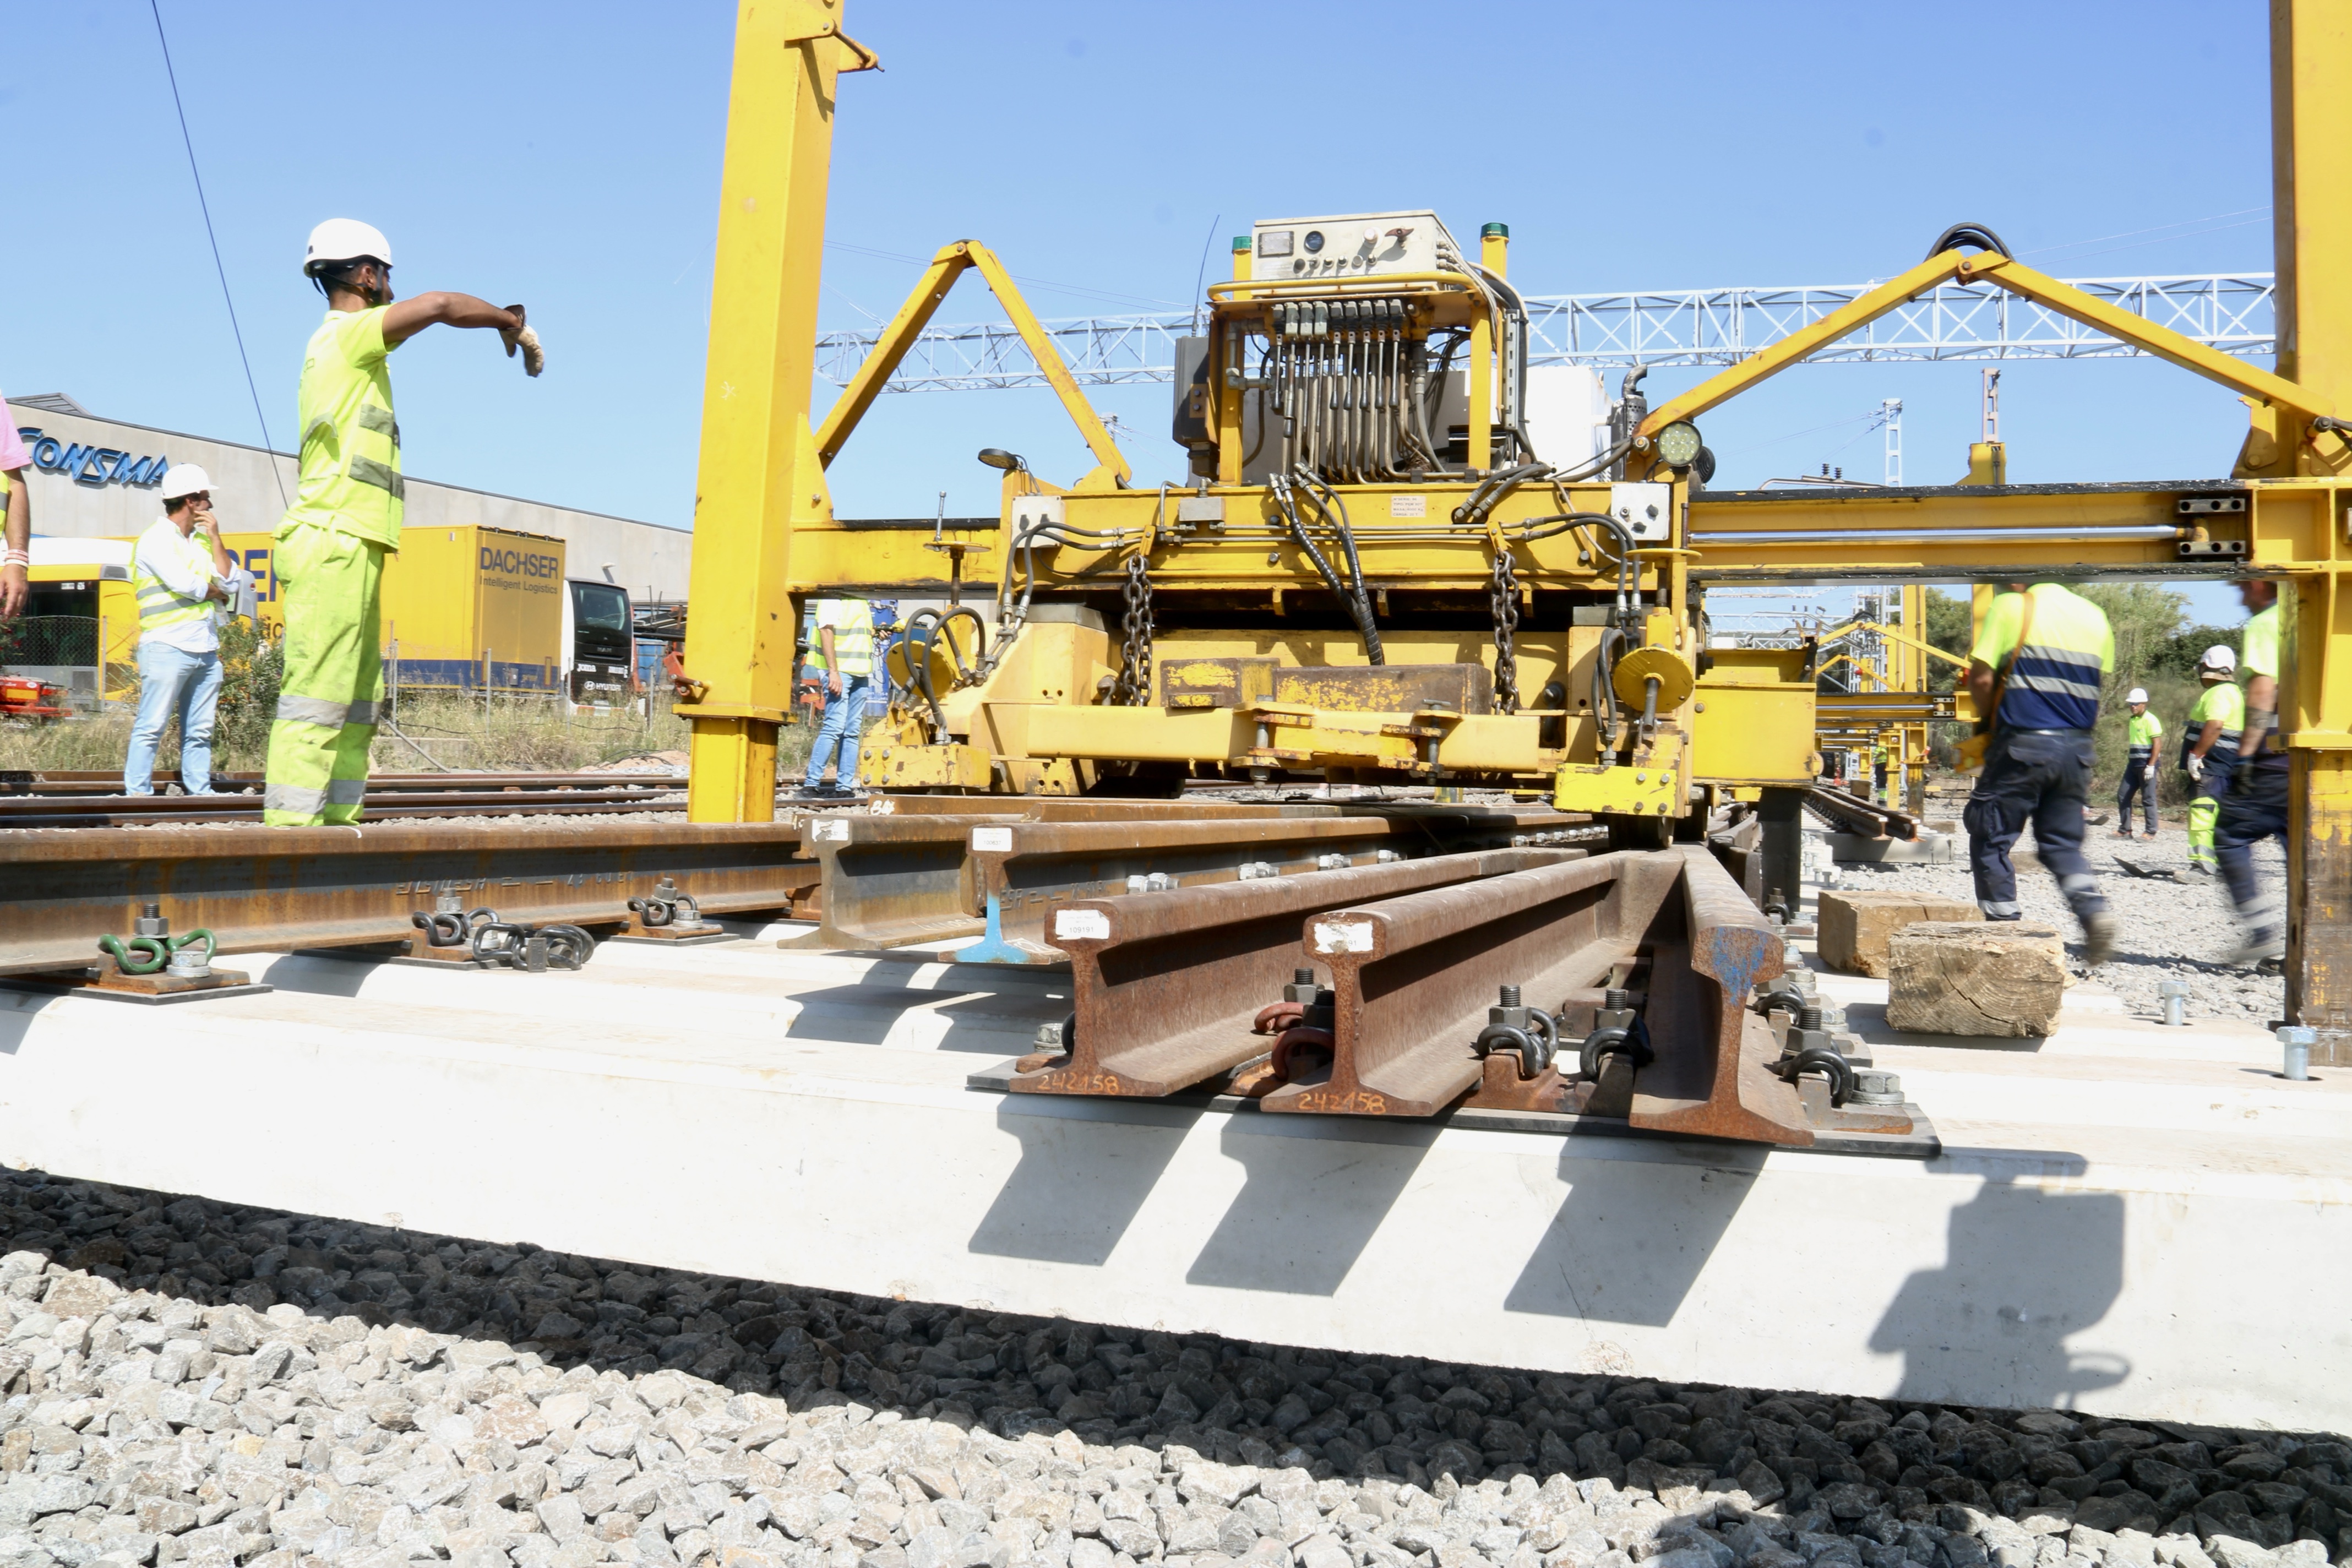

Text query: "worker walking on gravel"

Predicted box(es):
[796, 595, 874, 799]
[2179, 645, 2243, 880]
[2215, 580, 2288, 965]
[125, 465, 251, 796]
[2114, 688, 2162, 838]
[1964, 579, 2119, 965]
[263, 219, 541, 826]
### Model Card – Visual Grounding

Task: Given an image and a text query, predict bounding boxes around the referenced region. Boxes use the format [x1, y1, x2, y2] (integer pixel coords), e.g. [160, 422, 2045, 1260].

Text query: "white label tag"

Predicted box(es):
[1313, 920, 1376, 954]
[972, 826, 1014, 852]
[1389, 494, 1427, 518]
[1053, 908, 1112, 942]
[810, 819, 850, 842]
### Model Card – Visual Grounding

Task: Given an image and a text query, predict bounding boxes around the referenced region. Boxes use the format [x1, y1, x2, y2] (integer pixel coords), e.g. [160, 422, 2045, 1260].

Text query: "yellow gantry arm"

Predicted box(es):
[1819, 620, 1972, 670]
[814, 241, 1133, 487]
[1950, 253, 2332, 421]
[1637, 249, 2335, 448]
[814, 247, 968, 467]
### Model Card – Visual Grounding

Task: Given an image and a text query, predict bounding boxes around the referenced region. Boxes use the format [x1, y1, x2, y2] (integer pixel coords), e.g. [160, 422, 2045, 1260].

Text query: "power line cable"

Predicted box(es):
[149, 0, 288, 509]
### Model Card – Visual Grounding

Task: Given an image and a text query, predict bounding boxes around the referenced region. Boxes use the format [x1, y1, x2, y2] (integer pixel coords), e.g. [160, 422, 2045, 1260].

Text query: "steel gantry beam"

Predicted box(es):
[812, 272, 2277, 394]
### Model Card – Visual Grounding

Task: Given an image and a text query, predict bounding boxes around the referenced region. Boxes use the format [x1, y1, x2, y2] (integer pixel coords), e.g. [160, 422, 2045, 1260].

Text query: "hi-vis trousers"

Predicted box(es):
[263, 523, 385, 826]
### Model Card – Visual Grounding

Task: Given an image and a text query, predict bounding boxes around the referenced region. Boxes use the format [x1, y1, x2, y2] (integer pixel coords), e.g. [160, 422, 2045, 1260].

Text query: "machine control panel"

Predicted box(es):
[1252, 210, 1455, 280]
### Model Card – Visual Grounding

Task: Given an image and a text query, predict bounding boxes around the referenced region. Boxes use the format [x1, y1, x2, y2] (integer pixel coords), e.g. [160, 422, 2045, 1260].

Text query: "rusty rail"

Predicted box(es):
[1011, 847, 1583, 1098]
[786, 800, 1586, 956]
[0, 821, 814, 977]
[1246, 847, 1836, 1145]
[965, 816, 1439, 962]
[0, 788, 685, 830]
[781, 800, 1359, 951]
[0, 769, 686, 797]
[1802, 783, 1918, 841]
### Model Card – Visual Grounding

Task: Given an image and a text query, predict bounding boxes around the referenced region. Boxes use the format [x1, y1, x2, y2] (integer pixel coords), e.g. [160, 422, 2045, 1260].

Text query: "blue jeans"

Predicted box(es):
[803, 674, 870, 789]
[126, 640, 225, 796]
[1963, 728, 2108, 925]
[2215, 755, 2290, 944]
[2115, 755, 2157, 834]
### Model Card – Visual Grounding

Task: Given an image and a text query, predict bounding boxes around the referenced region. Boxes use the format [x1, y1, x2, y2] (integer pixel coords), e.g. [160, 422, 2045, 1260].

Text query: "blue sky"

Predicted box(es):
[7, 1, 2274, 623]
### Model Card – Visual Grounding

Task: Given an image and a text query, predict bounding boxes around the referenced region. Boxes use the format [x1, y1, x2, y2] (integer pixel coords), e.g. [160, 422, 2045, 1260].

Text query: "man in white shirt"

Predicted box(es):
[126, 465, 251, 796]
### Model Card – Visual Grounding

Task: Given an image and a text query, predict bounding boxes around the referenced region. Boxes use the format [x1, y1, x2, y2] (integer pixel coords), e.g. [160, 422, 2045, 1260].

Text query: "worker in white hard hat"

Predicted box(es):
[2113, 685, 2162, 839]
[263, 219, 542, 827]
[125, 465, 252, 796]
[2179, 643, 2243, 879]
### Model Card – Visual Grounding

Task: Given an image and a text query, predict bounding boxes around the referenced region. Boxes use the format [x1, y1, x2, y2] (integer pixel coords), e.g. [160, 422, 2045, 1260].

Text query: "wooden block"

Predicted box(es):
[1818, 890, 1982, 977]
[1886, 922, 2067, 1037]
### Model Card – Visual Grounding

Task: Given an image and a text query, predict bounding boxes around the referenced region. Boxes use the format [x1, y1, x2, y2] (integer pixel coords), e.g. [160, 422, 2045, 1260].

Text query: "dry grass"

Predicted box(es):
[0, 693, 823, 781]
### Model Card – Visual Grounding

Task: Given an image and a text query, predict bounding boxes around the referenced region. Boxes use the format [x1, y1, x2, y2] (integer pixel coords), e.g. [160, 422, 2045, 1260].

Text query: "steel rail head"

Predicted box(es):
[1247, 847, 1818, 1145]
[967, 806, 1576, 960]
[0, 819, 813, 978]
[1263, 851, 1680, 1117]
[786, 811, 1025, 951]
[1801, 783, 1919, 842]
[1012, 846, 1586, 1098]
[1623, 847, 1815, 1146]
[784, 800, 1340, 952]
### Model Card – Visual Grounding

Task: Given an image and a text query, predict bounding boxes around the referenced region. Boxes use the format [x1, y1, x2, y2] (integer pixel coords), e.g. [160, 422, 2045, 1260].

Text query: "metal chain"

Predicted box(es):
[1114, 554, 1155, 705]
[1490, 550, 1521, 715]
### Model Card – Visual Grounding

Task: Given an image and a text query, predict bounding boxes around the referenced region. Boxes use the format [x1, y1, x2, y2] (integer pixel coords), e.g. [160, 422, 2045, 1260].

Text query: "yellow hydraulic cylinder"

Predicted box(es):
[679, 0, 872, 822]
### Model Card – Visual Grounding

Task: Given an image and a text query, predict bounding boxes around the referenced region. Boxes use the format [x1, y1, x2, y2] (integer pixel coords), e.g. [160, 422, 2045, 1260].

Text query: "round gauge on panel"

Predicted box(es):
[1303, 230, 1325, 254]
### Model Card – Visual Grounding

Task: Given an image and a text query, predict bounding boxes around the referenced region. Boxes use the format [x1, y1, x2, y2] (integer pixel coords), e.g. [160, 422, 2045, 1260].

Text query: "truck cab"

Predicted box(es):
[563, 578, 635, 706]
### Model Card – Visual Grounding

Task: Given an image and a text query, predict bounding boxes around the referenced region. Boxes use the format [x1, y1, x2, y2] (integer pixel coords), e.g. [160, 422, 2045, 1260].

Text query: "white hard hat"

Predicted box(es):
[2199, 644, 2237, 674]
[2125, 687, 2149, 705]
[159, 464, 213, 500]
[304, 218, 393, 275]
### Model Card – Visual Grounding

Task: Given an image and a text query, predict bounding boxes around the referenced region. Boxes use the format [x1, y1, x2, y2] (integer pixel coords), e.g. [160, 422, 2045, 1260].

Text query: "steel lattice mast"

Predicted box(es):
[815, 271, 2275, 393]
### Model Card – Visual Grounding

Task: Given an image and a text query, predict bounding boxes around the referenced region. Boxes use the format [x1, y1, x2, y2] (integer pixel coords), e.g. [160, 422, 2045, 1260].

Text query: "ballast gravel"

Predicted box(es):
[0, 1169, 2338, 1568]
[1824, 798, 2286, 1025]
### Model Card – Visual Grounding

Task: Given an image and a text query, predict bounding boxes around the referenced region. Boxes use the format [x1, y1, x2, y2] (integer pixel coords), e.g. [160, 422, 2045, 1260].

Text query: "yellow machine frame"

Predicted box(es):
[679, 0, 2352, 1019]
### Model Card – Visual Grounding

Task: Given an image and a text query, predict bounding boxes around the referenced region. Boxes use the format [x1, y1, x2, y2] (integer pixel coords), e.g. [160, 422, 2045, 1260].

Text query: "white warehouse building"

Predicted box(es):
[6, 393, 690, 603]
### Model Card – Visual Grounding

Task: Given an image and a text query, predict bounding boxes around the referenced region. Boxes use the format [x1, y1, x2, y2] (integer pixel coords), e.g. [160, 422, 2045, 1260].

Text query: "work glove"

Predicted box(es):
[2186, 754, 2204, 783]
[500, 306, 544, 377]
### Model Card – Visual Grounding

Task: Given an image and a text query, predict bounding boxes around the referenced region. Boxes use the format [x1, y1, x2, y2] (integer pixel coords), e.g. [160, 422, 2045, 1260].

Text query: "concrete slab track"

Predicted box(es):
[0, 917, 2343, 1434]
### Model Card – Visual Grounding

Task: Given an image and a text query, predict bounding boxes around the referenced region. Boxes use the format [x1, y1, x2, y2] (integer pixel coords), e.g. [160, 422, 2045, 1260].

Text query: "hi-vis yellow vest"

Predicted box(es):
[132, 523, 215, 635]
[282, 307, 403, 547]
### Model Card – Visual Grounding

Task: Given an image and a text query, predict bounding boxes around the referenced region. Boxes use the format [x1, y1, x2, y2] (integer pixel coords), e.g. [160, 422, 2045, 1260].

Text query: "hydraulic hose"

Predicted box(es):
[1275, 476, 1385, 667]
[1297, 471, 1385, 666]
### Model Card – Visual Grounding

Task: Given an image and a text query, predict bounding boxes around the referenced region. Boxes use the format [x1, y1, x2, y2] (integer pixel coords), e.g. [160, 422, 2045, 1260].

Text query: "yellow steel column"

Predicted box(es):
[680, 0, 868, 822]
[1901, 583, 1928, 815]
[1216, 237, 1250, 484]
[2273, 0, 2352, 1025]
[1467, 224, 1506, 472]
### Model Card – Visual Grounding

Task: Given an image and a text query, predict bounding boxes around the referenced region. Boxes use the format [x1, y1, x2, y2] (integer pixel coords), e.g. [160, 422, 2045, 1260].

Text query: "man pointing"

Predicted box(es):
[263, 218, 542, 826]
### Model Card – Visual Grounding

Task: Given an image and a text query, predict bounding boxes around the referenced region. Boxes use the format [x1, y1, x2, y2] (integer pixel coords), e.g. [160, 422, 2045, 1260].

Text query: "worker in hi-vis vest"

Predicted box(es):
[263, 219, 542, 826]
[2179, 644, 2242, 880]
[126, 464, 251, 796]
[2215, 580, 2288, 966]
[798, 596, 874, 798]
[1964, 580, 2119, 966]
[2114, 687, 2161, 839]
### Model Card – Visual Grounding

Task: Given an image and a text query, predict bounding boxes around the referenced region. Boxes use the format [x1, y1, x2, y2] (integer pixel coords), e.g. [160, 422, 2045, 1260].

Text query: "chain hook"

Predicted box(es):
[1490, 549, 1521, 715]
[1113, 553, 1155, 706]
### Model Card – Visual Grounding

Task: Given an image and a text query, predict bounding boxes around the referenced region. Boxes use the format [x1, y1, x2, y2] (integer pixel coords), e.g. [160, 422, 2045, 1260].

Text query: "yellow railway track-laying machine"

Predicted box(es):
[676, 0, 2352, 1021]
